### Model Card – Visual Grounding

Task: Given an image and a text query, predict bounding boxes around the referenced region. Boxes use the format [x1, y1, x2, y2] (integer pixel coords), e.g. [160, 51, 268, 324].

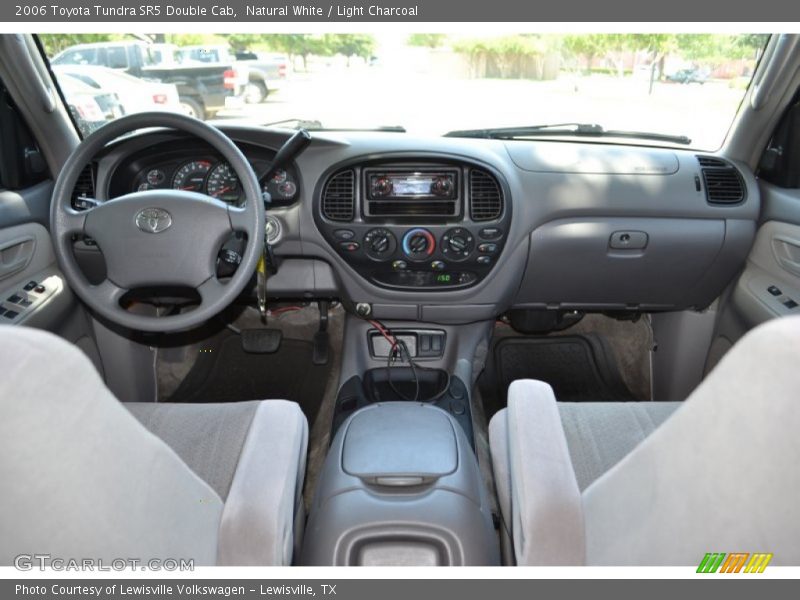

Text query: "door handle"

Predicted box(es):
[772, 235, 800, 277]
[0, 235, 35, 281]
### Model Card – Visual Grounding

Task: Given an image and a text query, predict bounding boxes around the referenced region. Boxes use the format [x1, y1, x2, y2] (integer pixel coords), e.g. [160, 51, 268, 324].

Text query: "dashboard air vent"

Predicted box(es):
[697, 156, 745, 205]
[322, 169, 356, 221]
[71, 164, 96, 208]
[469, 168, 503, 221]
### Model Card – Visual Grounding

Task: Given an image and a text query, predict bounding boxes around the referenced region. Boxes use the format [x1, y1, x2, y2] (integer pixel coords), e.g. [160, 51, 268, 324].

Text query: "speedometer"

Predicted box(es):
[207, 163, 242, 204]
[172, 160, 212, 192]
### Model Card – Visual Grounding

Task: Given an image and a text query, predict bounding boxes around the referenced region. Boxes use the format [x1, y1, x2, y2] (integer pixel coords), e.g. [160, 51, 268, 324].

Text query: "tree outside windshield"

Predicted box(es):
[40, 33, 768, 150]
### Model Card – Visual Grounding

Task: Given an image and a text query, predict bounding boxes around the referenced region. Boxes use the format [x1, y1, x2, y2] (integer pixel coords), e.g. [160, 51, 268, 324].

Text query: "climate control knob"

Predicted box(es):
[441, 227, 475, 261]
[363, 228, 397, 260]
[402, 228, 436, 261]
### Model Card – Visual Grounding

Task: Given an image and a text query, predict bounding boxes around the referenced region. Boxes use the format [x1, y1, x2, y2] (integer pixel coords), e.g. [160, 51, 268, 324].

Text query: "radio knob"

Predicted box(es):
[363, 228, 397, 261]
[441, 228, 474, 261]
[431, 176, 453, 197]
[373, 177, 392, 197]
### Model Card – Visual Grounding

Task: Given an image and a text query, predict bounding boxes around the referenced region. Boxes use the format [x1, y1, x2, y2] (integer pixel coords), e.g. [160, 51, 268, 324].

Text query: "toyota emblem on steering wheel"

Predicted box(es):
[135, 207, 172, 234]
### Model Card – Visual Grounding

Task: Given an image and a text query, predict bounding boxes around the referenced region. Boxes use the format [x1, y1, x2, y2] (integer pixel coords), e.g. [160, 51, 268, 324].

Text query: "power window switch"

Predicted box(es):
[2, 309, 18, 319]
[784, 299, 798, 309]
[431, 335, 443, 354]
[19, 299, 33, 308]
[33, 285, 46, 294]
[7, 294, 23, 304]
[767, 285, 782, 296]
[23, 281, 37, 291]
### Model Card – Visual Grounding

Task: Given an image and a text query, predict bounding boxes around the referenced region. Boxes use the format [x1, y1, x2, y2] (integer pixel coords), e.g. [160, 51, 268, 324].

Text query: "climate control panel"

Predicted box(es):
[325, 224, 507, 290]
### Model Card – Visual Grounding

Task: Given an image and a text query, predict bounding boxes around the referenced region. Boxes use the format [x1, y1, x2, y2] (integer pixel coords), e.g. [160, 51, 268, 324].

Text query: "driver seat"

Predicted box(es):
[0, 326, 308, 566]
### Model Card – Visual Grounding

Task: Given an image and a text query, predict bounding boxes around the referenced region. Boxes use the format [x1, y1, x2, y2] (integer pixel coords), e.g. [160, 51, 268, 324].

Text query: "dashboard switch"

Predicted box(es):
[479, 228, 503, 240]
[431, 261, 446, 271]
[392, 260, 408, 271]
[477, 255, 492, 265]
[339, 241, 360, 252]
[334, 229, 355, 241]
[478, 243, 498, 254]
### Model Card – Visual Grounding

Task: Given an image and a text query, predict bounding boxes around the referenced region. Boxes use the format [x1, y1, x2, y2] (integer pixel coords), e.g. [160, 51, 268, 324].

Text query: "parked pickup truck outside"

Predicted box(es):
[51, 41, 248, 119]
[176, 45, 288, 104]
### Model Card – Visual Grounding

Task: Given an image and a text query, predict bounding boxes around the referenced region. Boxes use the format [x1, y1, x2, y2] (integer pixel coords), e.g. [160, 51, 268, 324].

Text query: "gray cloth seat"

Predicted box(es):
[558, 402, 679, 491]
[489, 315, 800, 566]
[0, 326, 308, 566]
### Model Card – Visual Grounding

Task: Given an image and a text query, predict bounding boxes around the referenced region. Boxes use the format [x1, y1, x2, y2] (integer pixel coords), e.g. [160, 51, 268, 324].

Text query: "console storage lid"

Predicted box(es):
[342, 403, 458, 484]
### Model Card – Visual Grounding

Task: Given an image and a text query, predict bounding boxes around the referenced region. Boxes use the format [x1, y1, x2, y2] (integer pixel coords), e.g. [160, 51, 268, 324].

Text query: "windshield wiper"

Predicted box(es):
[444, 123, 691, 145]
[261, 118, 405, 133]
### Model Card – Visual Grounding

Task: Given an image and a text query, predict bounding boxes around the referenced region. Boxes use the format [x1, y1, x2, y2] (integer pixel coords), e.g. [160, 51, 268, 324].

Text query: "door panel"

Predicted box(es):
[733, 220, 800, 326]
[0, 221, 76, 329]
[707, 182, 800, 373]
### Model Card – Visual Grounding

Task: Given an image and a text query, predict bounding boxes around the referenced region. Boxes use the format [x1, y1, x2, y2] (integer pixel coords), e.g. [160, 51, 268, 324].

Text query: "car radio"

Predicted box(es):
[367, 170, 457, 200]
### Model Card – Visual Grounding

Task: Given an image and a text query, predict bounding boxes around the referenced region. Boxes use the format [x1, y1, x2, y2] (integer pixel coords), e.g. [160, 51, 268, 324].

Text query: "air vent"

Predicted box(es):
[71, 164, 96, 207]
[697, 156, 745, 205]
[322, 169, 356, 222]
[469, 169, 503, 221]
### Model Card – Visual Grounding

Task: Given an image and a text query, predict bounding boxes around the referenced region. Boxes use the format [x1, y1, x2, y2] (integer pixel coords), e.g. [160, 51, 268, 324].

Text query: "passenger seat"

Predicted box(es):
[489, 316, 800, 565]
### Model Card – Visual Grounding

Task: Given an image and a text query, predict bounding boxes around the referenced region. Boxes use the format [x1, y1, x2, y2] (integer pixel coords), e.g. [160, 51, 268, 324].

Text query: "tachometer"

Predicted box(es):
[172, 160, 212, 192]
[207, 163, 242, 203]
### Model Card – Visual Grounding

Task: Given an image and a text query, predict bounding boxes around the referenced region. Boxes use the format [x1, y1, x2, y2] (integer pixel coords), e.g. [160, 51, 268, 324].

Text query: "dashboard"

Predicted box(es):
[86, 127, 761, 325]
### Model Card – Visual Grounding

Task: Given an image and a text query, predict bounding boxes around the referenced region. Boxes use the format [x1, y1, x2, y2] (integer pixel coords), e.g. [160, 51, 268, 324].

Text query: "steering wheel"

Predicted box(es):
[50, 112, 265, 333]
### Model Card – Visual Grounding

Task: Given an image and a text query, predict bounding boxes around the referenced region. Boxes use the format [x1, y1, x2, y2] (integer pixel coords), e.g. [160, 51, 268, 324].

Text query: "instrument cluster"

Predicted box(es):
[108, 141, 300, 207]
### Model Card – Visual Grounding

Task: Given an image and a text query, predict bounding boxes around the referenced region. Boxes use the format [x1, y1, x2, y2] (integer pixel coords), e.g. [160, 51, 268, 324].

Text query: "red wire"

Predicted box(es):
[368, 319, 398, 352]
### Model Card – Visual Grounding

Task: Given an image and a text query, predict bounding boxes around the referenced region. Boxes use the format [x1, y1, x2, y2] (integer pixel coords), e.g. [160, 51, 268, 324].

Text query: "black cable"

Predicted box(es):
[386, 339, 419, 402]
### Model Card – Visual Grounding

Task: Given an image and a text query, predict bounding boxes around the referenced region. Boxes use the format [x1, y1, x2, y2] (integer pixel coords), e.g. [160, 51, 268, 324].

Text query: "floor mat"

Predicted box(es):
[166, 332, 330, 423]
[479, 334, 639, 420]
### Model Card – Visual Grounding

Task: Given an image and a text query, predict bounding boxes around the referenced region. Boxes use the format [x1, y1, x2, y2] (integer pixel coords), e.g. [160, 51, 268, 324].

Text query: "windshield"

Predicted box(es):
[40, 33, 769, 150]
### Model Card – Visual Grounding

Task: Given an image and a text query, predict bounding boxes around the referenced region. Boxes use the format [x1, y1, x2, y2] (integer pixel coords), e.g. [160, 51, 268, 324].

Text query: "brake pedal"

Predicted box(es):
[241, 328, 282, 354]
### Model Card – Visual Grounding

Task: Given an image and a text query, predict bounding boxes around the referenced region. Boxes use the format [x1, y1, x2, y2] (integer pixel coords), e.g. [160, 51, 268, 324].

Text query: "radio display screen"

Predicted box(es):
[392, 176, 435, 196]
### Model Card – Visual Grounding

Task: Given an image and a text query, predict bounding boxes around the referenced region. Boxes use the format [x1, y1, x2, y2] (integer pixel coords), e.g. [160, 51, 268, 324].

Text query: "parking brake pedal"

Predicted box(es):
[312, 300, 330, 365]
[241, 328, 282, 354]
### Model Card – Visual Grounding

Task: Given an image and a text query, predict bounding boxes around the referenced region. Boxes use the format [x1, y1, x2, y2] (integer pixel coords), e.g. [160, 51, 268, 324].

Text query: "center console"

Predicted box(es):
[314, 157, 511, 290]
[300, 402, 500, 566]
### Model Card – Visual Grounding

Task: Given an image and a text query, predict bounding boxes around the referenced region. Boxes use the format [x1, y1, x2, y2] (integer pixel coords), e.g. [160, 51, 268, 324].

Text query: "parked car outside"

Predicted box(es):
[177, 45, 286, 104]
[53, 65, 181, 115]
[51, 41, 246, 119]
[55, 73, 124, 136]
[665, 67, 709, 84]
